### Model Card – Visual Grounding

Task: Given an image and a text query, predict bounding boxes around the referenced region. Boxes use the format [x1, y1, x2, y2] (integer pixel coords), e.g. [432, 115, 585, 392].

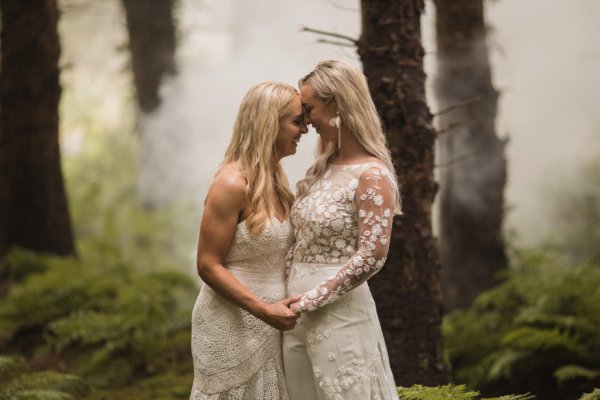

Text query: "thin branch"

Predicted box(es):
[325, 0, 359, 12]
[432, 96, 483, 117]
[300, 26, 358, 45]
[435, 150, 482, 169]
[317, 39, 356, 48]
[436, 118, 472, 135]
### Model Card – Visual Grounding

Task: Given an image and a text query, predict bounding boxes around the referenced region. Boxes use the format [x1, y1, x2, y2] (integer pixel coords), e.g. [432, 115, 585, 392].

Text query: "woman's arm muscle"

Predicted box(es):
[197, 168, 298, 330]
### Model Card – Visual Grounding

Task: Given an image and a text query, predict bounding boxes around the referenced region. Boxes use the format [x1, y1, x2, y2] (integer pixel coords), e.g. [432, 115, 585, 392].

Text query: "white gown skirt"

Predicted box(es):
[283, 262, 399, 400]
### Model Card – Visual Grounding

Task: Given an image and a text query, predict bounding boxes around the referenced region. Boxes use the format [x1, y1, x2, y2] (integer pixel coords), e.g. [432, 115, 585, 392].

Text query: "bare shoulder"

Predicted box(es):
[206, 163, 247, 215]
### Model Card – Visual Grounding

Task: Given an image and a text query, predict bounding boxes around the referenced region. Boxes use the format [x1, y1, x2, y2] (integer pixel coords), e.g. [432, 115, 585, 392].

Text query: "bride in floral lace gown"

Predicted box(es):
[190, 81, 307, 400]
[283, 61, 402, 400]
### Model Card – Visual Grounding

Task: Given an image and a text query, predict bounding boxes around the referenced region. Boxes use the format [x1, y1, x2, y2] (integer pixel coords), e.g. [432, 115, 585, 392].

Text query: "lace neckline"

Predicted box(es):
[237, 216, 288, 228]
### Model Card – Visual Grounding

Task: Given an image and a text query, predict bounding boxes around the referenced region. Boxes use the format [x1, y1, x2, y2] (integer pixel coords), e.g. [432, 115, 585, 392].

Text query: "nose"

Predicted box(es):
[303, 112, 310, 127]
[300, 122, 308, 134]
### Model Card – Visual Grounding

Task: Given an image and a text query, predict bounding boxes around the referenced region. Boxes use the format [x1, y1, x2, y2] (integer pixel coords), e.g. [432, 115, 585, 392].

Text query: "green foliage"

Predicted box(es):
[580, 388, 600, 400]
[444, 248, 600, 396]
[0, 355, 90, 400]
[0, 249, 197, 387]
[396, 384, 533, 400]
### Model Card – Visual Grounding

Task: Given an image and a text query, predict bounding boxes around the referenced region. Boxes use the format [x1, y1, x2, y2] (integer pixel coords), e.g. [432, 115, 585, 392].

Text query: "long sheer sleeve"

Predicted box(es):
[295, 166, 395, 312]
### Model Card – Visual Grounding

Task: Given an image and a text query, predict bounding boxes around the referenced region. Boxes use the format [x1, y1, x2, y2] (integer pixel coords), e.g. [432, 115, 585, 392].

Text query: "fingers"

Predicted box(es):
[281, 294, 302, 307]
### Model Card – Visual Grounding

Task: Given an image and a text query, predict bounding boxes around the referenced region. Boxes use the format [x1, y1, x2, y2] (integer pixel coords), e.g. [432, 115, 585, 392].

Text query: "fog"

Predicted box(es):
[59, 0, 600, 245]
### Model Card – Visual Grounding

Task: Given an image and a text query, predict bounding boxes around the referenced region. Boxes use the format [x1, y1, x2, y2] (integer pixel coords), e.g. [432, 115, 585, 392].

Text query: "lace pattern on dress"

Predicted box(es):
[191, 218, 293, 398]
[288, 163, 396, 312]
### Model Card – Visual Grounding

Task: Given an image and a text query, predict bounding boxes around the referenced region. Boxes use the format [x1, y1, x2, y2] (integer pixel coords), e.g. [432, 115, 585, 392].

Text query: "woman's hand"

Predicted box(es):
[258, 295, 302, 331]
[289, 300, 302, 316]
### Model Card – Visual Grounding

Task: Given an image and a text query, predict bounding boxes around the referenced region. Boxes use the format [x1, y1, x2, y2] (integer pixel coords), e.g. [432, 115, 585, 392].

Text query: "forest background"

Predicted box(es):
[1, 0, 599, 399]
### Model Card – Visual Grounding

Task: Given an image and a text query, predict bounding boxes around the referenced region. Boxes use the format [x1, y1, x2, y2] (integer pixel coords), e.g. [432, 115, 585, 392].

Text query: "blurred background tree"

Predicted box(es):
[433, 0, 508, 312]
[0, 0, 75, 258]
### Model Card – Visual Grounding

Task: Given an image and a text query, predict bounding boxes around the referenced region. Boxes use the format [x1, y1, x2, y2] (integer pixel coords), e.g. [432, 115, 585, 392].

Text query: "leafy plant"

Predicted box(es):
[0, 355, 90, 400]
[444, 248, 600, 397]
[397, 384, 533, 400]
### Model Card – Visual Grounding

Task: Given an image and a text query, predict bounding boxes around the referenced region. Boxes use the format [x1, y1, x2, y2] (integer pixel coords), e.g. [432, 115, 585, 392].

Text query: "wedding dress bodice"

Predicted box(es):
[191, 217, 293, 398]
[288, 162, 397, 312]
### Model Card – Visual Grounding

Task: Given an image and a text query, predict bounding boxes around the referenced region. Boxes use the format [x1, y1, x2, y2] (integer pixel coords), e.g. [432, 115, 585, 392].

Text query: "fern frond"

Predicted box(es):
[486, 350, 529, 383]
[398, 384, 480, 399]
[0, 389, 74, 400]
[482, 394, 535, 400]
[579, 388, 600, 400]
[501, 326, 587, 358]
[0, 355, 28, 380]
[2, 371, 89, 396]
[554, 365, 600, 382]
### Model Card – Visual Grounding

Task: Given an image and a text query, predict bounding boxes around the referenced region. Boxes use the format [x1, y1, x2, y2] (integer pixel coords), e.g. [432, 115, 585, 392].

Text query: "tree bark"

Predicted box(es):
[0, 0, 75, 257]
[359, 0, 450, 385]
[121, 0, 177, 113]
[433, 0, 508, 311]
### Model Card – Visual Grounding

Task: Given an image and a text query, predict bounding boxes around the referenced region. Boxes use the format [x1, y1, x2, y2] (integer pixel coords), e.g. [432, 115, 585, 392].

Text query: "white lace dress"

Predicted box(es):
[283, 162, 400, 400]
[190, 218, 294, 400]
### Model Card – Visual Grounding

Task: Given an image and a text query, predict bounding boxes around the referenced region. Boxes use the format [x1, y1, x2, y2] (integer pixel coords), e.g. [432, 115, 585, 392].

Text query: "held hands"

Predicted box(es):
[259, 295, 302, 331]
[289, 300, 302, 315]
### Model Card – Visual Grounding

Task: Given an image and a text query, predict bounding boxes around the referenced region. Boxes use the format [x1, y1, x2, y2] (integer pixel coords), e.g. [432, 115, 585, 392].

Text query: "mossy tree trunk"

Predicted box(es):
[358, 0, 450, 386]
[0, 0, 75, 257]
[433, 0, 508, 311]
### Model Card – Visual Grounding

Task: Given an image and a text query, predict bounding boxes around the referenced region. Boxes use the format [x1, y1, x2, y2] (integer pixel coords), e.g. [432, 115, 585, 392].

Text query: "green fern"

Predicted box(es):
[579, 388, 600, 400]
[398, 384, 480, 399]
[0, 356, 27, 380]
[444, 249, 600, 396]
[0, 370, 89, 400]
[396, 384, 533, 400]
[482, 395, 534, 400]
[554, 365, 600, 383]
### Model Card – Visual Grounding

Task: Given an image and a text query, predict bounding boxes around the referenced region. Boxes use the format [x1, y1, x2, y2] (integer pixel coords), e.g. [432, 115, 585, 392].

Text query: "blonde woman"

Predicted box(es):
[190, 81, 308, 399]
[283, 61, 401, 400]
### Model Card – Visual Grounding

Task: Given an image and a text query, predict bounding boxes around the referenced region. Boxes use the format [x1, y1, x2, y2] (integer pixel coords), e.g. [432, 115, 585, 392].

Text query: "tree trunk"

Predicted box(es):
[0, 0, 75, 257]
[433, 0, 508, 311]
[121, 0, 177, 113]
[359, 0, 450, 386]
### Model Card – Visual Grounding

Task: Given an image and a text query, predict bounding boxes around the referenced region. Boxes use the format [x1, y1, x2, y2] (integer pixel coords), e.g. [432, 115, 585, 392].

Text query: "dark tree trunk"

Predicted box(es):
[359, 0, 450, 386]
[121, 0, 177, 113]
[433, 0, 508, 311]
[0, 0, 75, 257]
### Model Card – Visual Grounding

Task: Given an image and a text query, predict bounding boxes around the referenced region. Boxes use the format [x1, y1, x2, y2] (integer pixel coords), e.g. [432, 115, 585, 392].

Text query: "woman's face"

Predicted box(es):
[275, 93, 307, 160]
[300, 83, 338, 144]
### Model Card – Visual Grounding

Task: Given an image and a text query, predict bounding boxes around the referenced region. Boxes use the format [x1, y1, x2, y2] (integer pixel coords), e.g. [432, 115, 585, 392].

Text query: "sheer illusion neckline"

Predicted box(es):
[328, 161, 385, 167]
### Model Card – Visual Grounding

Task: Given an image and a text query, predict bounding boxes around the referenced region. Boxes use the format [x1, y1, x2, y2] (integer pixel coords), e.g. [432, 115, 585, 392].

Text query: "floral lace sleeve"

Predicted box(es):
[295, 166, 395, 312]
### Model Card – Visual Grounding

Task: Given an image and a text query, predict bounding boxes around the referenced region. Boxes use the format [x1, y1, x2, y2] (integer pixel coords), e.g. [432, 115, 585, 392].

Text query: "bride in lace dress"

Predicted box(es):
[190, 81, 308, 400]
[283, 61, 402, 400]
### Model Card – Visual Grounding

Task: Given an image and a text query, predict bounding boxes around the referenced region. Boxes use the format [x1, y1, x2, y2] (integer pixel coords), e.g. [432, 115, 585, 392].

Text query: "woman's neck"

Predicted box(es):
[332, 129, 371, 164]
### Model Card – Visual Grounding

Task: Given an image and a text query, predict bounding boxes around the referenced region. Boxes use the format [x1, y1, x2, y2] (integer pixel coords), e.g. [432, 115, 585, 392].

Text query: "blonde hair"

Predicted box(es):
[296, 60, 402, 214]
[217, 81, 296, 234]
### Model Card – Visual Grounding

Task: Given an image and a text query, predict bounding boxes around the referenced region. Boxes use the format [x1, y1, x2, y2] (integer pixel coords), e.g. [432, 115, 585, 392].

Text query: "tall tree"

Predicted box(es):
[359, 0, 450, 385]
[433, 0, 508, 311]
[121, 0, 178, 208]
[121, 0, 177, 113]
[0, 0, 75, 257]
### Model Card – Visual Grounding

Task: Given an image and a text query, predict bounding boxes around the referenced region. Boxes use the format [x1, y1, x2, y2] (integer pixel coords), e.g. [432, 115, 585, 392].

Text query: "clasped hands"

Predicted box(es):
[259, 295, 303, 331]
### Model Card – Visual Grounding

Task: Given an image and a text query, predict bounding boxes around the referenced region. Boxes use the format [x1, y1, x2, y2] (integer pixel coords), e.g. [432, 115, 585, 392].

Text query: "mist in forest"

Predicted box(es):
[59, 0, 600, 245]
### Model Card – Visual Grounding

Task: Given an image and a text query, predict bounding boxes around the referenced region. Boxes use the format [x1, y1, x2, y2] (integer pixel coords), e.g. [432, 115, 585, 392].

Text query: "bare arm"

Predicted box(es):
[197, 167, 299, 330]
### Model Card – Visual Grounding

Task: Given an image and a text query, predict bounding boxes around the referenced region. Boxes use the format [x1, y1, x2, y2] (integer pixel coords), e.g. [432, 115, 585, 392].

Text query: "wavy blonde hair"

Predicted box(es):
[296, 60, 402, 214]
[217, 81, 296, 234]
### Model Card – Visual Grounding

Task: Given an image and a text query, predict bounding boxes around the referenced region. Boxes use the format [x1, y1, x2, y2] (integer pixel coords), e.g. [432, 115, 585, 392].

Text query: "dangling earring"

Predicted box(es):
[328, 114, 341, 150]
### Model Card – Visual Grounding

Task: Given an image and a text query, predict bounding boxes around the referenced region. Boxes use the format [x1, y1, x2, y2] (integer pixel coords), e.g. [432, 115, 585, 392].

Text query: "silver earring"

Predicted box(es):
[329, 114, 341, 150]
